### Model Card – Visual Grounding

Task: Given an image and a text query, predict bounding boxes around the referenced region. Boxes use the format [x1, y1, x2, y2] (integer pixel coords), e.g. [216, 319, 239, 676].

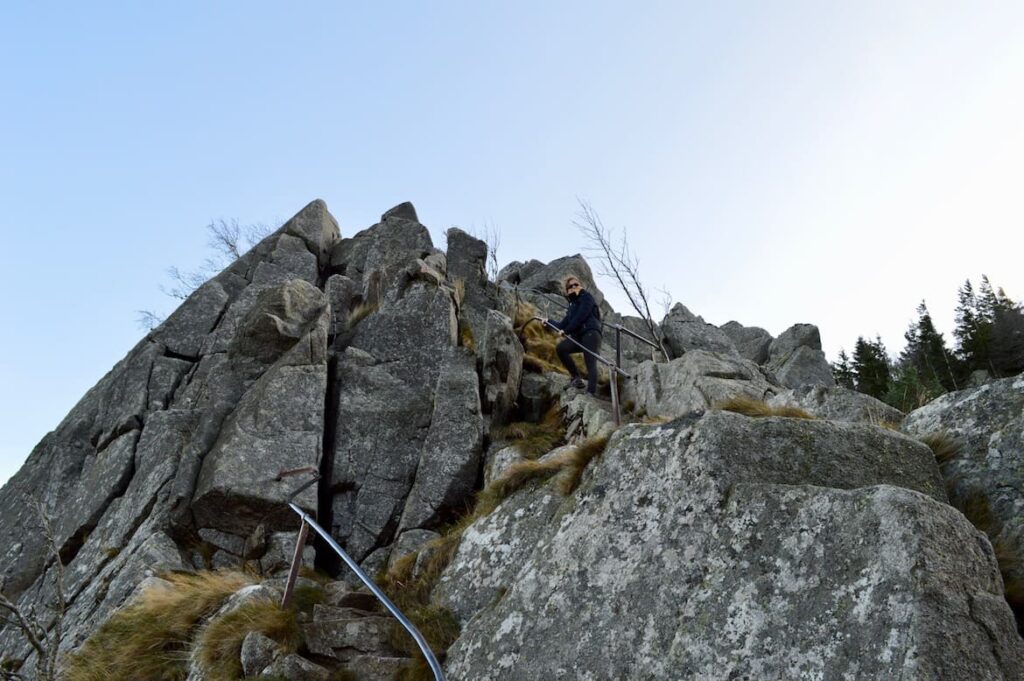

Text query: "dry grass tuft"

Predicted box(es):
[716, 396, 814, 419]
[460, 325, 476, 351]
[514, 301, 581, 375]
[919, 431, 961, 465]
[492, 405, 566, 459]
[195, 598, 299, 681]
[64, 570, 254, 681]
[347, 301, 378, 328]
[452, 279, 466, 307]
[558, 435, 611, 495]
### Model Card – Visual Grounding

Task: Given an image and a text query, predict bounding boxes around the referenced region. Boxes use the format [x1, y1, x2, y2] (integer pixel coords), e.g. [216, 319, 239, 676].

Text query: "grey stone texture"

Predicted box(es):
[903, 372, 1024, 625]
[719, 320, 774, 364]
[660, 303, 739, 358]
[624, 350, 779, 419]
[438, 412, 1021, 680]
[768, 383, 905, 424]
[766, 323, 836, 388]
[0, 199, 338, 666]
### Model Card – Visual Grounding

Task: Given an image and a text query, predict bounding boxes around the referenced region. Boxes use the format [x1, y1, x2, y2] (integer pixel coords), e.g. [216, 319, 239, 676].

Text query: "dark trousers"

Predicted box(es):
[556, 330, 602, 394]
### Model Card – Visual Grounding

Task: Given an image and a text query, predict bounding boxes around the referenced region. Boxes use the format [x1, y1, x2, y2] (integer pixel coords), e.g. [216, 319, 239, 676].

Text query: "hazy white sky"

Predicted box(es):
[2, 2, 1023, 484]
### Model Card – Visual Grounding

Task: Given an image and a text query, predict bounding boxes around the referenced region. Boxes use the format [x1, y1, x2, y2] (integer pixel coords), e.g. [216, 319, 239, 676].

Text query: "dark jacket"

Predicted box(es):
[550, 290, 602, 338]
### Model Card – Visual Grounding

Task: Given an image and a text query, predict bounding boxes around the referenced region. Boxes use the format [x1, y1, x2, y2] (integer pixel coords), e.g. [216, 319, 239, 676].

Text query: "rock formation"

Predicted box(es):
[1, 199, 1021, 680]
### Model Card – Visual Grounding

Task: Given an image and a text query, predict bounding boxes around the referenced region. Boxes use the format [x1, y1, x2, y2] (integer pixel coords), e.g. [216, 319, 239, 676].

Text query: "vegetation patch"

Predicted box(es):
[716, 396, 814, 419]
[492, 405, 566, 459]
[346, 301, 378, 328]
[514, 301, 580, 375]
[64, 570, 254, 681]
[195, 598, 300, 681]
[918, 431, 962, 465]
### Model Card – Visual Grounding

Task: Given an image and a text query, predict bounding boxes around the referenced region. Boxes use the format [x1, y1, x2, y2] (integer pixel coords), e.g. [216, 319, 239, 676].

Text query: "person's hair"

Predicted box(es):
[564, 276, 581, 291]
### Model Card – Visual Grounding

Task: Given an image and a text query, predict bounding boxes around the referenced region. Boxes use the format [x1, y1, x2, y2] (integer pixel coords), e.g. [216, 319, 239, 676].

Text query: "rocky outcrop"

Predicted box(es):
[720, 320, 773, 364]
[903, 373, 1024, 626]
[766, 323, 835, 388]
[0, 200, 340, 670]
[768, 383, 904, 425]
[437, 412, 1022, 680]
[660, 303, 739, 358]
[3, 196, 1022, 679]
[624, 350, 779, 419]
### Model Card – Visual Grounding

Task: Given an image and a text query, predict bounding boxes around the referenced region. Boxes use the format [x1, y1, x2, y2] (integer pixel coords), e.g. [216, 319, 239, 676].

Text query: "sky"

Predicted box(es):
[2, 2, 1023, 484]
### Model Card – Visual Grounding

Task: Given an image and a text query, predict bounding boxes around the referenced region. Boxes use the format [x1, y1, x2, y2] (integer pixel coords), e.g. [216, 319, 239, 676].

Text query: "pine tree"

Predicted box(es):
[832, 349, 856, 389]
[954, 279, 982, 369]
[991, 306, 1024, 376]
[852, 336, 890, 399]
[902, 301, 959, 393]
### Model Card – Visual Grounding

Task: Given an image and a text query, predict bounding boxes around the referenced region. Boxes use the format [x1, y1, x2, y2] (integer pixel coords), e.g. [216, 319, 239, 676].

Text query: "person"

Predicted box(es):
[545, 276, 603, 395]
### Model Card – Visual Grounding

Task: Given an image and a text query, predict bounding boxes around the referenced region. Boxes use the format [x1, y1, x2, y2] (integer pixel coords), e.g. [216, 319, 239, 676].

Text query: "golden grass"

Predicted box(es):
[452, 279, 466, 307]
[346, 301, 378, 328]
[514, 301, 573, 375]
[919, 431, 961, 465]
[558, 435, 611, 495]
[64, 570, 254, 681]
[492, 405, 566, 459]
[716, 395, 814, 419]
[460, 325, 476, 351]
[195, 599, 299, 681]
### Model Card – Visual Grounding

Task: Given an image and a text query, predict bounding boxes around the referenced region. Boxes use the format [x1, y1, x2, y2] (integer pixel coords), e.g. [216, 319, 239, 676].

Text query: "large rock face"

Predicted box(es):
[903, 373, 1024, 626]
[437, 412, 1023, 680]
[0, 199, 340, 667]
[624, 350, 779, 419]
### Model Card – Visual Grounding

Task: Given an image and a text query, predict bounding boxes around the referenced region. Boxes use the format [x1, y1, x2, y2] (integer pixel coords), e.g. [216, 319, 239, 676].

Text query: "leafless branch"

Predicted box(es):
[0, 501, 66, 681]
[136, 310, 165, 331]
[468, 222, 502, 282]
[573, 199, 670, 361]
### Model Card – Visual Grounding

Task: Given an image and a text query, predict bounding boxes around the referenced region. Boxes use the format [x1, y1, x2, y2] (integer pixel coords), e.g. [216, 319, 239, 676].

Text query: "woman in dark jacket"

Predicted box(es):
[546, 276, 602, 395]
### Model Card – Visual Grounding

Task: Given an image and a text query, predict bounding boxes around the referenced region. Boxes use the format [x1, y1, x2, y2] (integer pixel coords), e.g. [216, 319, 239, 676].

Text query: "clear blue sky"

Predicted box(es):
[2, 2, 1023, 484]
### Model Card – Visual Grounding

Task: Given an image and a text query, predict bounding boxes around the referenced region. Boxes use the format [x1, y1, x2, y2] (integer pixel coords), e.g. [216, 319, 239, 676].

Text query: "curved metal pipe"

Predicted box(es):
[287, 503, 446, 681]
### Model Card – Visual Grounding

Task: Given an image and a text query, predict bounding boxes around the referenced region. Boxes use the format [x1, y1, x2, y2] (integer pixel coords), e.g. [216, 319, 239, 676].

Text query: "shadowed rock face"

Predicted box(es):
[437, 412, 1023, 680]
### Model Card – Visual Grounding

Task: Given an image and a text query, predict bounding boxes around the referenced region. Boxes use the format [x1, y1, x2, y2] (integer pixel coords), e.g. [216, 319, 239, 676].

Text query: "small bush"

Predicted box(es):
[64, 570, 254, 681]
[918, 431, 961, 465]
[716, 396, 814, 419]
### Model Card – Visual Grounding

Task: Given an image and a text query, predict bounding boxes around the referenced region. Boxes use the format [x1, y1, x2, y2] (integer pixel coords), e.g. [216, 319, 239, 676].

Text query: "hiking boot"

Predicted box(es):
[570, 377, 586, 390]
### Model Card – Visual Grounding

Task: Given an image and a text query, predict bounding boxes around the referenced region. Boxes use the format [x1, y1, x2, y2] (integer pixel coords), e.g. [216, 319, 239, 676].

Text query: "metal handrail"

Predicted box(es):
[527, 316, 629, 425]
[279, 475, 445, 681]
[500, 282, 662, 351]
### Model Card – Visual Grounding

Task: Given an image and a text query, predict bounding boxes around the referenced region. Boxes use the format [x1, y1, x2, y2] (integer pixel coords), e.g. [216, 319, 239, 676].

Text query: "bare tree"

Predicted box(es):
[0, 502, 66, 681]
[469, 222, 502, 282]
[138, 219, 278, 329]
[573, 200, 670, 361]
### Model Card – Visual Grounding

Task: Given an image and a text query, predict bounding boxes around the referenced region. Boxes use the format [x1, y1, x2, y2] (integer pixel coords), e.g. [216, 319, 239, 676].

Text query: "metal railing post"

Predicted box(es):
[288, 503, 446, 681]
[281, 520, 309, 609]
